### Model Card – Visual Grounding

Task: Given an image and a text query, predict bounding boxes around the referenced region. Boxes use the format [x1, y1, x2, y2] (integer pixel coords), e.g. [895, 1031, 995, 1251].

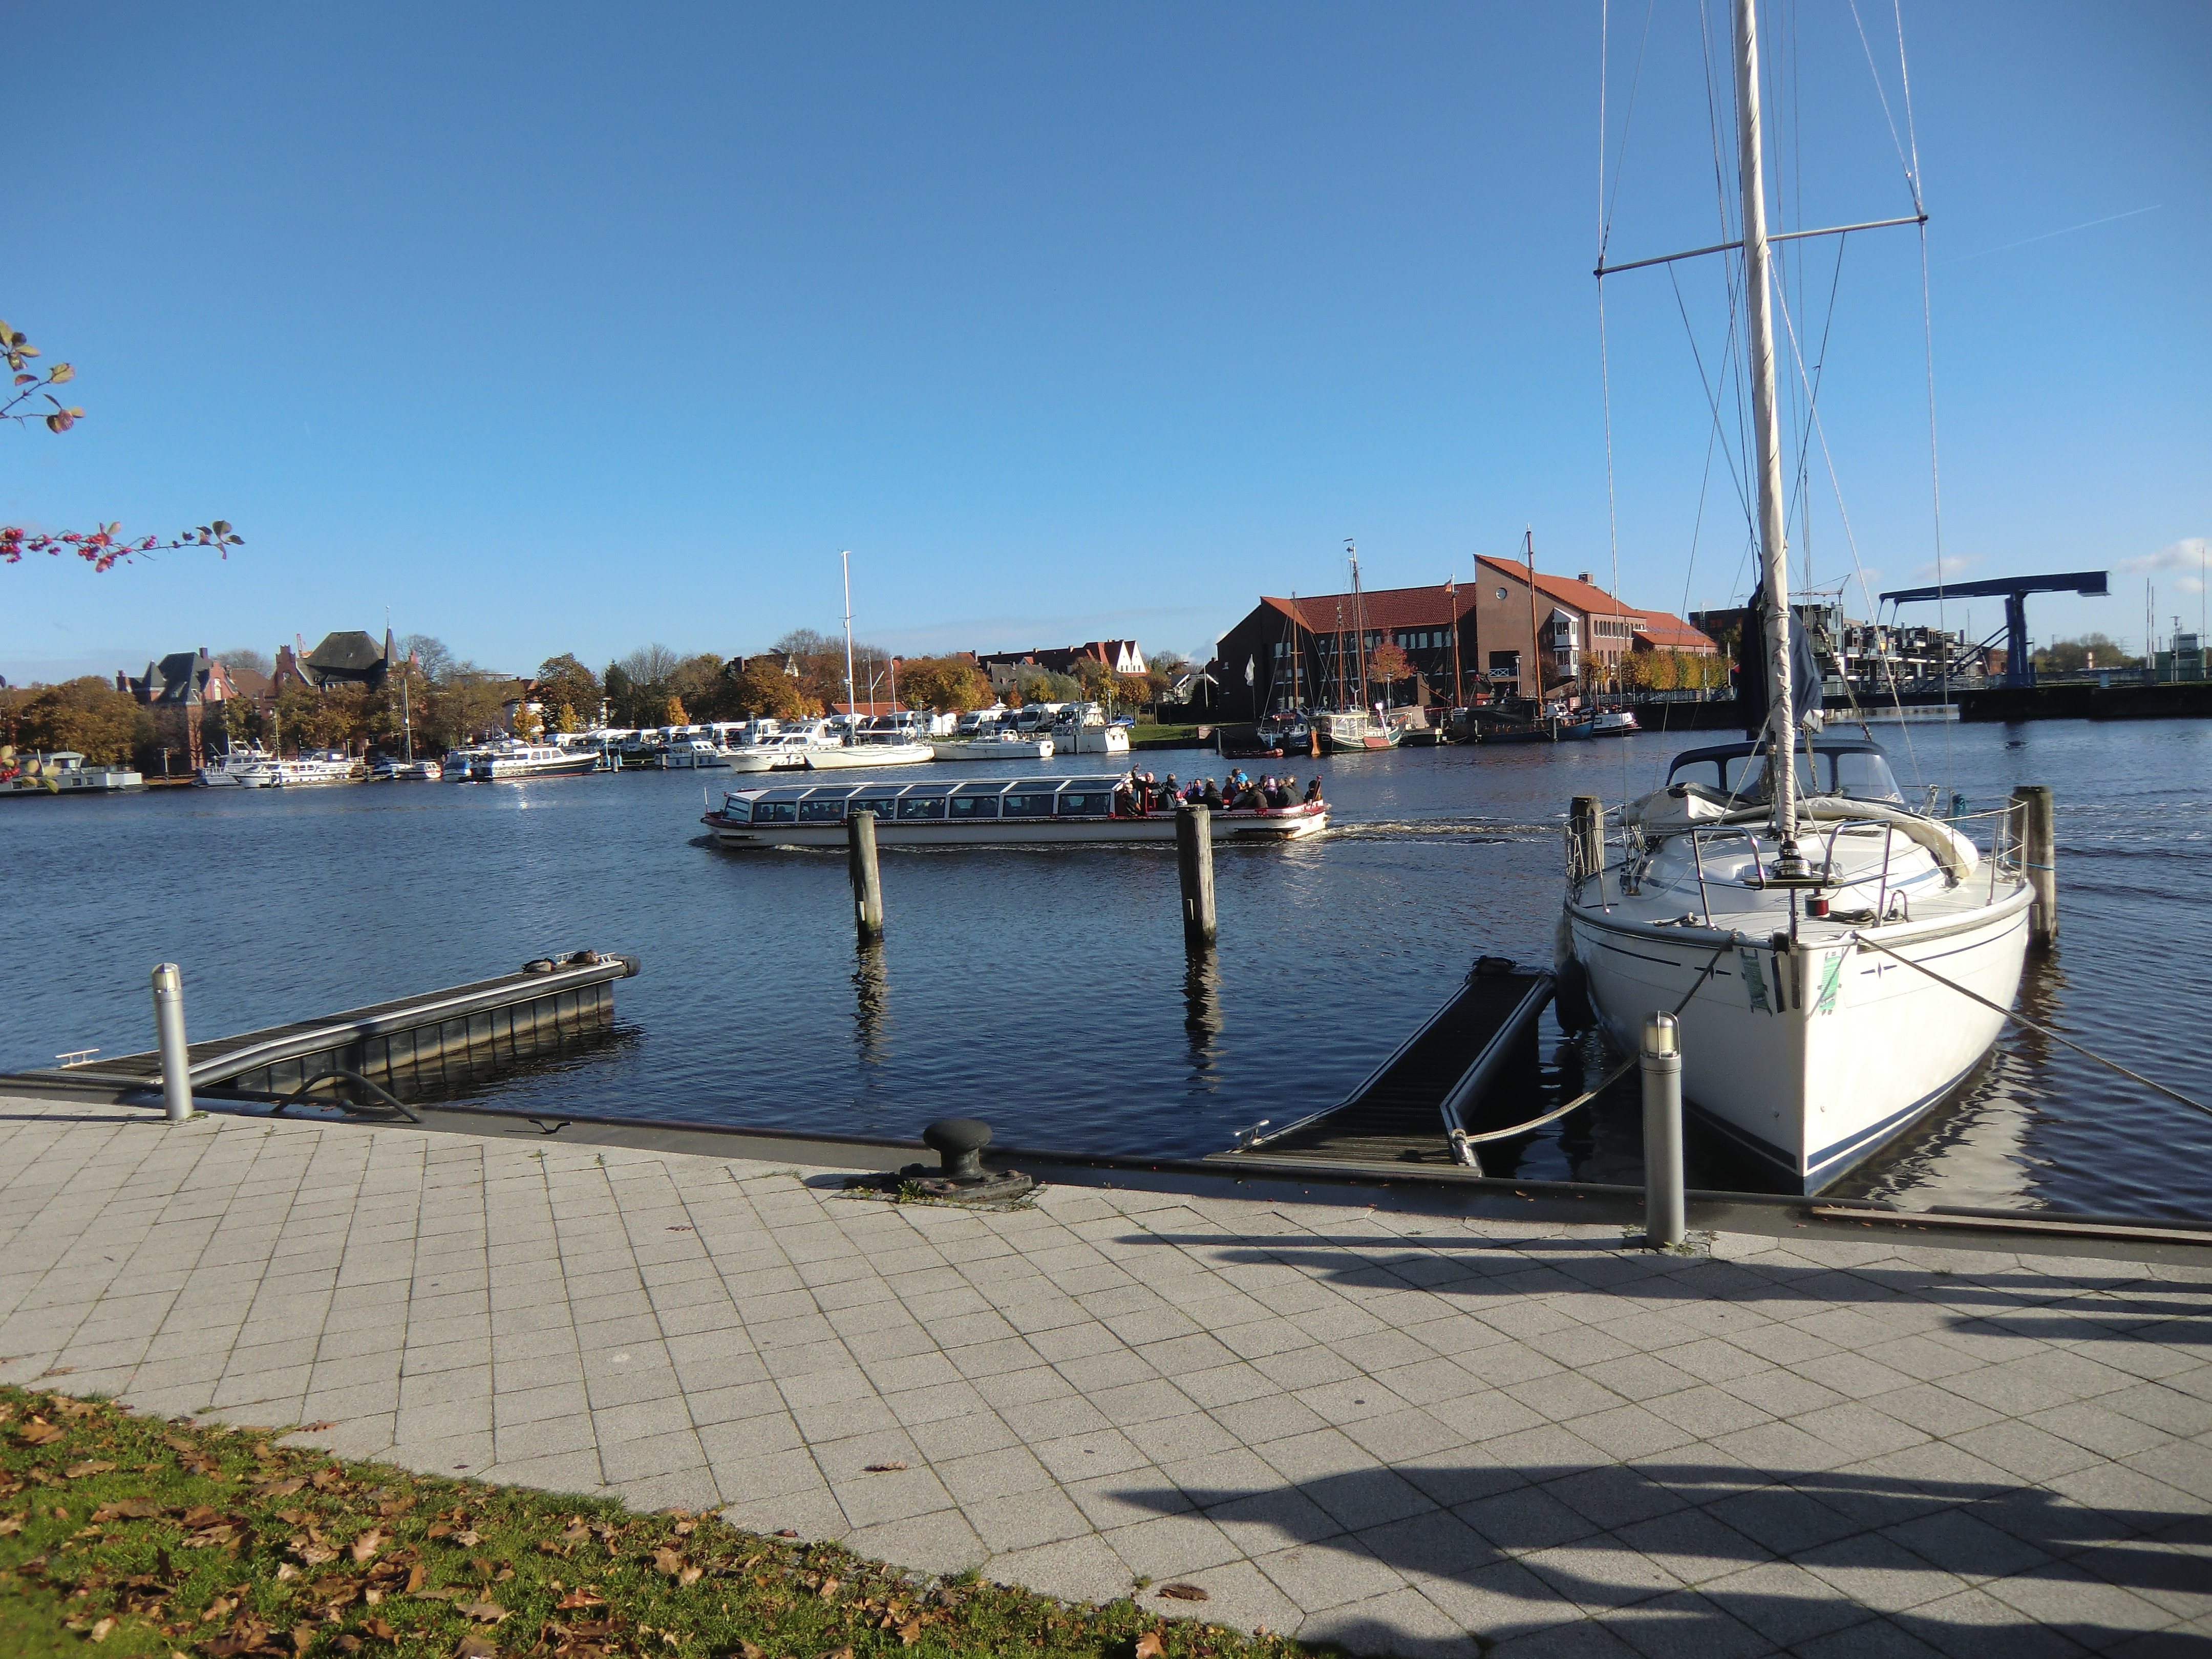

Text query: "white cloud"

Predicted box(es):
[2117, 537, 2210, 576]
[1910, 553, 1984, 583]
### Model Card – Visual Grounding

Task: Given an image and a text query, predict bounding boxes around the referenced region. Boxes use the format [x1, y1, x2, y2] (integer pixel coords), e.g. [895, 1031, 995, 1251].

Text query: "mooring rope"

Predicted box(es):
[1452, 937, 1736, 1158]
[1855, 935, 2210, 1118]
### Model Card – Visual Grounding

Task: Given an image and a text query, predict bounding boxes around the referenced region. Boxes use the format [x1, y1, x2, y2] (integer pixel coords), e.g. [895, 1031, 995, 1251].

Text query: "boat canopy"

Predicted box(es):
[1664, 738, 1902, 804]
[727, 774, 1135, 826]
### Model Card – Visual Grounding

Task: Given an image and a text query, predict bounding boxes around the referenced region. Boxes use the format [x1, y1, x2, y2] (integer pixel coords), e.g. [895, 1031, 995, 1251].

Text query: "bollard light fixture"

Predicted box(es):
[1642, 1011, 1679, 1057]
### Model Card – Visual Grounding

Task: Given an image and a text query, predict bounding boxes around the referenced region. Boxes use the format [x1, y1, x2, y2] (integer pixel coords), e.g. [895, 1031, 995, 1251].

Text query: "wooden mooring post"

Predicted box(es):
[847, 811, 886, 943]
[1569, 795, 1603, 887]
[1176, 804, 1217, 950]
[2012, 784, 2056, 946]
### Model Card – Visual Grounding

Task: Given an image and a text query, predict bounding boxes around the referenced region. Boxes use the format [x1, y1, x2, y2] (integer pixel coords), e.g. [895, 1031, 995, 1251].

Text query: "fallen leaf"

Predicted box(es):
[1135, 1633, 1165, 1659]
[34, 1366, 75, 1379]
[453, 1528, 482, 1547]
[0, 1514, 22, 1536]
[290, 1623, 318, 1655]
[776, 1528, 798, 1539]
[275, 1563, 299, 1582]
[815, 1648, 854, 1659]
[818, 1576, 841, 1600]
[299, 1421, 336, 1432]
[364, 1619, 396, 1639]
[736, 1644, 767, 1659]
[458, 1601, 507, 1623]
[16, 1418, 65, 1445]
[862, 1461, 907, 1473]
[555, 1589, 604, 1610]
[455, 1635, 499, 1659]
[1159, 1583, 1210, 1601]
[250, 1479, 306, 1499]
[89, 1616, 116, 1642]
[350, 1529, 382, 1562]
[406, 1564, 426, 1593]
[93, 1498, 163, 1521]
[678, 1565, 702, 1586]
[896, 1618, 924, 1645]
[652, 1546, 685, 1576]
[65, 1459, 117, 1479]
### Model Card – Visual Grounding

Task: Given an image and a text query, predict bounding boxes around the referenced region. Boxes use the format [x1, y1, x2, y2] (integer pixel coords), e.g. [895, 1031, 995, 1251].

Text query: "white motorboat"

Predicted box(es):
[2, 750, 144, 796]
[462, 741, 599, 782]
[930, 732, 1056, 761]
[196, 741, 274, 786]
[727, 721, 848, 772]
[1563, 0, 2030, 1194]
[1587, 710, 1640, 737]
[240, 750, 357, 788]
[662, 738, 731, 769]
[1316, 709, 1399, 752]
[799, 734, 936, 769]
[705, 774, 1329, 848]
[370, 757, 442, 781]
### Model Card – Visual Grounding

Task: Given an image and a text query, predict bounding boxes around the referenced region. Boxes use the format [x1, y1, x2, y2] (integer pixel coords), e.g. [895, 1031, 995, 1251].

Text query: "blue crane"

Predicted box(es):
[1878, 571, 2109, 688]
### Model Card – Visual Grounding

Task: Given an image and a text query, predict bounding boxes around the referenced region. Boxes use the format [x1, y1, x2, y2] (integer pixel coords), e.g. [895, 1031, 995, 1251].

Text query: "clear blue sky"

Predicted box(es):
[3, 1, 2204, 684]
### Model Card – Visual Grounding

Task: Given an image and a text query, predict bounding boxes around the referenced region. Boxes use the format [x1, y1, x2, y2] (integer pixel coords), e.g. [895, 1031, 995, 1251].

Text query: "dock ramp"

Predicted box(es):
[1209, 959, 1553, 1173]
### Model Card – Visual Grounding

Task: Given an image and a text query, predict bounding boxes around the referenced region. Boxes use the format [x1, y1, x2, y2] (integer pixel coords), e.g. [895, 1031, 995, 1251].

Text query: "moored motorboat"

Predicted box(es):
[930, 732, 1056, 760]
[2, 750, 144, 796]
[463, 741, 599, 781]
[704, 774, 1329, 848]
[370, 757, 443, 781]
[196, 741, 274, 786]
[1316, 709, 1400, 752]
[241, 750, 357, 787]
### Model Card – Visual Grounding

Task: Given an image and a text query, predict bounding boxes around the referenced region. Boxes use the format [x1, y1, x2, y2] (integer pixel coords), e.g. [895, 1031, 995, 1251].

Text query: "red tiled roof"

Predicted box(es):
[1259, 584, 1477, 633]
[1631, 608, 1718, 652]
[1470, 556, 1641, 621]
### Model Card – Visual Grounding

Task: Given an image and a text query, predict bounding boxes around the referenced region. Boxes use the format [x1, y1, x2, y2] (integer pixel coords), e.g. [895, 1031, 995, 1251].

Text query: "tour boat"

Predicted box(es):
[704, 774, 1329, 848]
[1, 750, 144, 796]
[1562, 0, 2030, 1195]
[930, 732, 1056, 761]
[462, 741, 599, 781]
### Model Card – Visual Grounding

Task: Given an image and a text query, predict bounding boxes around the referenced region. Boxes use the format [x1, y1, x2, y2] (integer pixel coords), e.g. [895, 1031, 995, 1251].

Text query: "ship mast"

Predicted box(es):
[841, 550, 858, 720]
[1733, 0, 1799, 845]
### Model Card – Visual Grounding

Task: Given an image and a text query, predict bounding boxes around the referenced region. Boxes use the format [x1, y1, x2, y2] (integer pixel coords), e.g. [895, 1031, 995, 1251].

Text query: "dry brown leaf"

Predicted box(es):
[862, 1461, 907, 1473]
[677, 1565, 703, 1586]
[88, 1616, 116, 1642]
[251, 1478, 306, 1498]
[555, 1589, 604, 1610]
[406, 1564, 427, 1593]
[65, 1459, 117, 1478]
[817, 1576, 841, 1600]
[735, 1643, 767, 1659]
[92, 1498, 163, 1520]
[294, 1545, 337, 1566]
[290, 1622, 318, 1655]
[16, 1418, 65, 1445]
[0, 1514, 22, 1536]
[453, 1528, 482, 1547]
[459, 1601, 507, 1623]
[816, 1648, 854, 1659]
[1134, 1633, 1165, 1659]
[350, 1529, 383, 1562]
[896, 1618, 924, 1646]
[1158, 1583, 1209, 1601]
[454, 1634, 500, 1659]
[652, 1546, 685, 1576]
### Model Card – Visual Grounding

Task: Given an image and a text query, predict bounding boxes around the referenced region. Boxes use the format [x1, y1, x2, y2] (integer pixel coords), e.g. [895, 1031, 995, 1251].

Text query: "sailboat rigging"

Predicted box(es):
[1559, 0, 2032, 1193]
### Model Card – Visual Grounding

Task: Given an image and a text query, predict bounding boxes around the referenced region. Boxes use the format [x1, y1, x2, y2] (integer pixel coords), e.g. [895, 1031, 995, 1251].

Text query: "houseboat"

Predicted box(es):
[2, 750, 144, 796]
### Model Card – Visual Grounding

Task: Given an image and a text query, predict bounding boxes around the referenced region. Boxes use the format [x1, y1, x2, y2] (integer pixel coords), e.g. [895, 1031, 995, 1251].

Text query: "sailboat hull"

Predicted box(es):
[1567, 893, 2032, 1193]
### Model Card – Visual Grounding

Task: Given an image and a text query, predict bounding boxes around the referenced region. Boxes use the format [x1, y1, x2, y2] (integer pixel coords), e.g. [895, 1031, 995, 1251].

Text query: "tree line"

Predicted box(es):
[0, 631, 1190, 769]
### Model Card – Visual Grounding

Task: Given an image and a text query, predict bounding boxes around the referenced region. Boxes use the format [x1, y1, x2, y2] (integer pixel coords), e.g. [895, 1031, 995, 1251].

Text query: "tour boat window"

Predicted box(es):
[1002, 792, 1054, 819]
[948, 794, 999, 819]
[1056, 791, 1109, 816]
[896, 796, 947, 819]
[750, 800, 798, 823]
[797, 800, 848, 822]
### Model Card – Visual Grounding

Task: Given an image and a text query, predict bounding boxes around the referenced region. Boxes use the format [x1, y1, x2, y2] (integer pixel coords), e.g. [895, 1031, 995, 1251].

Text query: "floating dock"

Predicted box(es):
[1208, 959, 1553, 1173]
[29, 953, 637, 1101]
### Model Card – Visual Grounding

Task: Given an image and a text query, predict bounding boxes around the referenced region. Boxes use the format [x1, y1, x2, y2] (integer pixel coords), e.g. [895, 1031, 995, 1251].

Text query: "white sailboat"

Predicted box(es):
[1562, 0, 2031, 1194]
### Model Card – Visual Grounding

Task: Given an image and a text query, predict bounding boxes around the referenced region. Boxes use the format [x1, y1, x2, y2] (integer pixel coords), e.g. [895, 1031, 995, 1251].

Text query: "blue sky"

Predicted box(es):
[3, 1, 2204, 684]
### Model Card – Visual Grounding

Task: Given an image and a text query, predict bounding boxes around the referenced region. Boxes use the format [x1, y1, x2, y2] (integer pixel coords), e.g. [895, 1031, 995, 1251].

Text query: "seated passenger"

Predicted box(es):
[1201, 779, 1225, 810]
[1304, 776, 1323, 804]
[1265, 779, 1290, 809]
[1231, 783, 1260, 811]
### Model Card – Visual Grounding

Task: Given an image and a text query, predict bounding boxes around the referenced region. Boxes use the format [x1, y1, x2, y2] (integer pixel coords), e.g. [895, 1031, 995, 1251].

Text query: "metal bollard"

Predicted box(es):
[847, 811, 885, 943]
[150, 963, 193, 1124]
[1176, 804, 1217, 950]
[1641, 1012, 1684, 1248]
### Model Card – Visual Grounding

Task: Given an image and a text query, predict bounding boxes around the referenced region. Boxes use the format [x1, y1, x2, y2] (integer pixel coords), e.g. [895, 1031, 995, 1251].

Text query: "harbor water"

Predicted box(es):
[8, 718, 2209, 1219]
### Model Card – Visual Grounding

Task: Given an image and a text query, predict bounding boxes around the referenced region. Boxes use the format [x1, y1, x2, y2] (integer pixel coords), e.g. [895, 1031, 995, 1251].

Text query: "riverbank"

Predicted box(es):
[5, 1094, 2206, 1654]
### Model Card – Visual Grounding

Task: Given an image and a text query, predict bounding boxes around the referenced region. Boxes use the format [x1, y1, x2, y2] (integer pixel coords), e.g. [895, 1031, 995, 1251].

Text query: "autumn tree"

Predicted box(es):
[4, 677, 146, 763]
[535, 654, 602, 725]
[1365, 640, 1413, 703]
[726, 658, 817, 720]
[896, 656, 991, 712]
[669, 653, 728, 720]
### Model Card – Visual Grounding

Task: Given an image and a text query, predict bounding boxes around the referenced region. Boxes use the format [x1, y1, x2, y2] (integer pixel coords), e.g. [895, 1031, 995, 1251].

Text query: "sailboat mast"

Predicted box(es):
[1347, 540, 1368, 717]
[1733, 0, 1799, 842]
[841, 549, 858, 720]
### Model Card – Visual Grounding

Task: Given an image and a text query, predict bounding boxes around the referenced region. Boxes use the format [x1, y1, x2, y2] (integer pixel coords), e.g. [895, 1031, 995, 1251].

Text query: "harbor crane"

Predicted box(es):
[1879, 570, 2109, 687]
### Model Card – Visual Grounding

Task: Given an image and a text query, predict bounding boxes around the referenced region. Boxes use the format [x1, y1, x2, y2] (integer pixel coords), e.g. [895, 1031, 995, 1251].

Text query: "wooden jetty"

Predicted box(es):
[1209, 959, 1553, 1173]
[31, 952, 638, 1101]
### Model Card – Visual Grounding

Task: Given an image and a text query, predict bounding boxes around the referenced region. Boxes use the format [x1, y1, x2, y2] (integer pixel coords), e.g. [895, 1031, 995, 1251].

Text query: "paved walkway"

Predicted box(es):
[2, 1096, 2208, 1656]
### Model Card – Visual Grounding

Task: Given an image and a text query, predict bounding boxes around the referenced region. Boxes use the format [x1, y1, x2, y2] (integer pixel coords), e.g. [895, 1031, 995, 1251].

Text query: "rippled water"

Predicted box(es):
[8, 717, 2208, 1218]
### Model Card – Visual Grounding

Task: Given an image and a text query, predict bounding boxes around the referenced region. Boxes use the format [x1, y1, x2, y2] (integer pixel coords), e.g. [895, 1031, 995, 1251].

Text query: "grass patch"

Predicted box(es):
[1, 1387, 1313, 1659]
[1128, 725, 1200, 746]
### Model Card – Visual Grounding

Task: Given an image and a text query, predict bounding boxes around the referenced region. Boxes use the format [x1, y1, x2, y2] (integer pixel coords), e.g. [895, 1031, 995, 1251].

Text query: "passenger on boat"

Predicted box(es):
[1201, 779, 1224, 810]
[1160, 774, 1179, 808]
[1113, 775, 1142, 817]
[1304, 776, 1323, 804]
[1264, 777, 1290, 809]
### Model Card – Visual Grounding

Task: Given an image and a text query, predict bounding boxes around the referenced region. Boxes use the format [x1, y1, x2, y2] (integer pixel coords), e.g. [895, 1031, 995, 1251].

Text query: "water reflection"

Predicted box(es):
[850, 941, 889, 1083]
[1182, 949, 1223, 1096]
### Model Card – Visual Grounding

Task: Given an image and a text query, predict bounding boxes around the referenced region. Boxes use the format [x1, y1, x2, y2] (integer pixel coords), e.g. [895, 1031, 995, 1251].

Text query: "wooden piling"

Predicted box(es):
[1176, 805, 1217, 950]
[1569, 795, 1603, 888]
[2012, 784, 2056, 946]
[847, 810, 886, 943]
